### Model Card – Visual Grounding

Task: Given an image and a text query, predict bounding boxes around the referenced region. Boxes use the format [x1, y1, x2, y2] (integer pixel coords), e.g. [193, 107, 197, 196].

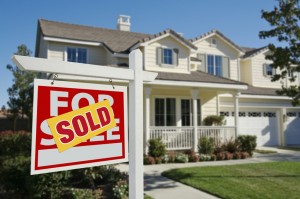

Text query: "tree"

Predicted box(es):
[6, 44, 36, 131]
[259, 0, 300, 106]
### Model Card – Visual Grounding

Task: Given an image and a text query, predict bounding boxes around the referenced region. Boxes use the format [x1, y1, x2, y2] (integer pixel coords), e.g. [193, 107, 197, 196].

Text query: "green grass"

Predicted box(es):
[162, 162, 300, 199]
[278, 147, 300, 151]
[254, 149, 277, 154]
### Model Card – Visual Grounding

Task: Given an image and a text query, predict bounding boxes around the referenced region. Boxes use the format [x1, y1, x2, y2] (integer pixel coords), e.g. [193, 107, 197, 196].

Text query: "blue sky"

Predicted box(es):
[0, 0, 278, 108]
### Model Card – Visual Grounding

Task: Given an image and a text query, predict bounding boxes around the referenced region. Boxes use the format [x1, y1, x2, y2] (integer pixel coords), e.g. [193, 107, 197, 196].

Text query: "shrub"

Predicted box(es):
[216, 152, 226, 161]
[203, 115, 225, 126]
[144, 155, 155, 165]
[167, 153, 176, 163]
[210, 154, 217, 161]
[112, 179, 128, 199]
[198, 136, 215, 154]
[223, 138, 240, 153]
[237, 135, 257, 156]
[155, 157, 162, 164]
[241, 152, 250, 159]
[225, 152, 233, 160]
[0, 131, 31, 157]
[175, 153, 188, 163]
[148, 138, 166, 158]
[188, 151, 199, 162]
[199, 154, 211, 161]
[233, 152, 242, 160]
[162, 154, 169, 163]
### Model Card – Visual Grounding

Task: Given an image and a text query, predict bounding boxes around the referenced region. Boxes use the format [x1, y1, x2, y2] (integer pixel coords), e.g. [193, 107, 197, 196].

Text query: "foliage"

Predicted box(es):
[222, 138, 240, 153]
[233, 152, 242, 160]
[174, 153, 189, 163]
[112, 179, 128, 199]
[203, 115, 225, 126]
[198, 136, 215, 154]
[148, 138, 166, 158]
[162, 162, 300, 199]
[6, 44, 37, 130]
[0, 131, 31, 157]
[188, 150, 199, 162]
[199, 154, 211, 161]
[144, 155, 155, 165]
[237, 135, 257, 156]
[254, 149, 277, 154]
[259, 0, 300, 106]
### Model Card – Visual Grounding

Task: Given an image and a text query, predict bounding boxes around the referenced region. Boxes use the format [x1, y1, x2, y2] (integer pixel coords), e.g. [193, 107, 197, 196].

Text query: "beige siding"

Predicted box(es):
[144, 36, 190, 73]
[251, 52, 282, 88]
[193, 35, 240, 80]
[240, 59, 252, 85]
[47, 41, 107, 65]
[201, 91, 218, 120]
[38, 37, 48, 58]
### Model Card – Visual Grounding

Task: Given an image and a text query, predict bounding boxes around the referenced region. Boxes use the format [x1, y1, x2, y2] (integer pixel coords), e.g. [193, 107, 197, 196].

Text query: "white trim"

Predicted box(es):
[220, 102, 300, 109]
[147, 80, 248, 90]
[44, 36, 102, 46]
[220, 93, 291, 100]
[113, 53, 129, 58]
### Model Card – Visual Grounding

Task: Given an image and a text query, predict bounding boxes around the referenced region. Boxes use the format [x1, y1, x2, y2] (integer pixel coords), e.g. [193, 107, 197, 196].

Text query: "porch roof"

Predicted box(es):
[241, 85, 278, 96]
[155, 71, 247, 85]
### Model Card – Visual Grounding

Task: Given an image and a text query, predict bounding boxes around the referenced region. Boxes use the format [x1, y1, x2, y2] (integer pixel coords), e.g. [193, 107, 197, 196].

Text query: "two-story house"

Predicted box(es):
[35, 16, 300, 152]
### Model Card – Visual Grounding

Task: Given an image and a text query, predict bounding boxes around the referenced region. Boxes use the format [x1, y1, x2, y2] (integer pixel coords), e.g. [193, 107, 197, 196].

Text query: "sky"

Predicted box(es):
[0, 0, 278, 108]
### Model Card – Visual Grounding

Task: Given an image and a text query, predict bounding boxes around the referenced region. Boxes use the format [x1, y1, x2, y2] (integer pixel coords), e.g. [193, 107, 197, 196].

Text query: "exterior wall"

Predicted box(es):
[144, 36, 190, 73]
[193, 35, 240, 80]
[38, 37, 48, 58]
[200, 90, 218, 120]
[240, 59, 253, 85]
[47, 41, 108, 65]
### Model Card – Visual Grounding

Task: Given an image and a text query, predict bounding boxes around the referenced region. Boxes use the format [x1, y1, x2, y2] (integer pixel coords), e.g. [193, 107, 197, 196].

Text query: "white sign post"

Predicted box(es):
[12, 49, 157, 199]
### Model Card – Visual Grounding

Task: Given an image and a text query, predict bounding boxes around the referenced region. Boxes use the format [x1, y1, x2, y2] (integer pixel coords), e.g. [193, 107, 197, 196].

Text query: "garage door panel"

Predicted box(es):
[285, 111, 300, 146]
[221, 109, 279, 146]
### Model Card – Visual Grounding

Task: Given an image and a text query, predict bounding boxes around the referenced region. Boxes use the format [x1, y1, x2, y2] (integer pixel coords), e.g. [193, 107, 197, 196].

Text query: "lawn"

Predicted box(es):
[278, 147, 300, 151]
[162, 162, 300, 199]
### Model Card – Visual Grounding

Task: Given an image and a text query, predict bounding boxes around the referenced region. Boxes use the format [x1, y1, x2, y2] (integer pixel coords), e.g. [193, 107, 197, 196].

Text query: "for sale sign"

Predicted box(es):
[31, 79, 128, 174]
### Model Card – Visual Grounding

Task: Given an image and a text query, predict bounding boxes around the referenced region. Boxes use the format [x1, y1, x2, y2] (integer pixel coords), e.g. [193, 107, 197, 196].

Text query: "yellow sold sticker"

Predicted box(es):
[47, 100, 116, 153]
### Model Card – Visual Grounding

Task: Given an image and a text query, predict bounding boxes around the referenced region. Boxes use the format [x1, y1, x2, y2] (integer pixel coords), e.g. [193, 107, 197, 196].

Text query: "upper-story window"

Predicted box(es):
[197, 54, 230, 78]
[67, 47, 87, 64]
[211, 38, 217, 47]
[263, 64, 275, 77]
[157, 47, 179, 66]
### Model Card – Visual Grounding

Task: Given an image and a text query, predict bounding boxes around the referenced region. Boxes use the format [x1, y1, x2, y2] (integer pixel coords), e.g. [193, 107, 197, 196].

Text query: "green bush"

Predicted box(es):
[198, 136, 215, 154]
[0, 131, 31, 157]
[203, 115, 225, 126]
[148, 138, 166, 158]
[237, 135, 257, 156]
[222, 138, 240, 153]
[174, 153, 188, 163]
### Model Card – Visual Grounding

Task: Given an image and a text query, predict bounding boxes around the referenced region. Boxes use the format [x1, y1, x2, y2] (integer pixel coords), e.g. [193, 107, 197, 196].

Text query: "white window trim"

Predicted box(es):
[162, 48, 174, 66]
[210, 38, 217, 47]
[64, 46, 89, 64]
[206, 54, 223, 76]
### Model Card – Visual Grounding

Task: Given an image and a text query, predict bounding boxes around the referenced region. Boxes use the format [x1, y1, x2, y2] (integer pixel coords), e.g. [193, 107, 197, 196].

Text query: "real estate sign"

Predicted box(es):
[31, 79, 128, 174]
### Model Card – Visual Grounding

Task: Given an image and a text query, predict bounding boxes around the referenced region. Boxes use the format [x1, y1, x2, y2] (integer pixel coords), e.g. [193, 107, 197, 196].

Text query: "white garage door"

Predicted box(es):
[220, 109, 279, 146]
[285, 110, 300, 146]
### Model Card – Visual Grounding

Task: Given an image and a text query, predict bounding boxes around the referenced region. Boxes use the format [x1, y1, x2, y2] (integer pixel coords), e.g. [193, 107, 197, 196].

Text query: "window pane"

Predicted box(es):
[77, 48, 87, 63]
[207, 55, 214, 75]
[67, 48, 76, 62]
[163, 49, 173, 65]
[266, 64, 273, 76]
[181, 99, 191, 126]
[155, 99, 165, 126]
[215, 56, 222, 77]
[166, 98, 176, 126]
[197, 99, 201, 125]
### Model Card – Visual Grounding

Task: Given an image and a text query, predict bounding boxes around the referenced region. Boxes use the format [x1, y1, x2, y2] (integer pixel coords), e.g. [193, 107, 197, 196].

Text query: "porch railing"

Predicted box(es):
[149, 126, 236, 150]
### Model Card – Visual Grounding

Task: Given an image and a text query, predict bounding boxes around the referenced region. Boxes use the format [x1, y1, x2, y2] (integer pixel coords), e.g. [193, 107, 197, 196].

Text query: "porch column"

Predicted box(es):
[191, 89, 199, 152]
[234, 91, 240, 137]
[144, 87, 152, 154]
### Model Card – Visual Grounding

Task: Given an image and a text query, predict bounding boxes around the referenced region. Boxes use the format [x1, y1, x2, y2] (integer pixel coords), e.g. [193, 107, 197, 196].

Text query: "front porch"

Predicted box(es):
[149, 126, 236, 151]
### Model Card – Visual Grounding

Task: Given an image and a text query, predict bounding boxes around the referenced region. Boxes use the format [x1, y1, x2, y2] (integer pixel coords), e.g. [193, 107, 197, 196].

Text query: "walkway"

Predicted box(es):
[116, 147, 300, 199]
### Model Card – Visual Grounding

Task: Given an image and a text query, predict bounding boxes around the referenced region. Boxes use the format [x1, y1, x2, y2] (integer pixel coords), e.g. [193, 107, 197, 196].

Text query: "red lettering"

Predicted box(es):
[86, 111, 100, 131]
[97, 107, 111, 127]
[72, 115, 89, 137]
[56, 120, 74, 144]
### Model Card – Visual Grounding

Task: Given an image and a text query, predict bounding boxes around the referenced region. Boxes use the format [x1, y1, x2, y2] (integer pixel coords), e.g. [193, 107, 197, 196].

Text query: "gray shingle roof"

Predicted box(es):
[241, 85, 278, 96]
[190, 29, 245, 53]
[38, 19, 196, 53]
[156, 71, 247, 85]
[241, 46, 268, 59]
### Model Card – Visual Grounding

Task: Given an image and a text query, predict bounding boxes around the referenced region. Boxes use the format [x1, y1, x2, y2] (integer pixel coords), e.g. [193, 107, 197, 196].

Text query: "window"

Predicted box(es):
[157, 48, 179, 66]
[181, 99, 201, 126]
[155, 98, 176, 126]
[207, 55, 223, 77]
[211, 38, 217, 47]
[67, 47, 87, 63]
[163, 49, 173, 65]
[263, 64, 275, 76]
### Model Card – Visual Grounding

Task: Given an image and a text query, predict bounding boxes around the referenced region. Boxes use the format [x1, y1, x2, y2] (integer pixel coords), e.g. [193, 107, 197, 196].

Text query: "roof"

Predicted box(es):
[241, 85, 278, 96]
[241, 46, 268, 59]
[156, 71, 247, 85]
[189, 29, 245, 53]
[37, 19, 196, 54]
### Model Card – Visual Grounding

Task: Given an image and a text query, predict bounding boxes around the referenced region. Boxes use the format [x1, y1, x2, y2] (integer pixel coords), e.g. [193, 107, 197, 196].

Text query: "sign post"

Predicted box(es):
[12, 49, 157, 199]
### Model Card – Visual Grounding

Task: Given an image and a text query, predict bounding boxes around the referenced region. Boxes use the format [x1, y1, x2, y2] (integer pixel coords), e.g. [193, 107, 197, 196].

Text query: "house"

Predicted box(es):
[34, 16, 300, 152]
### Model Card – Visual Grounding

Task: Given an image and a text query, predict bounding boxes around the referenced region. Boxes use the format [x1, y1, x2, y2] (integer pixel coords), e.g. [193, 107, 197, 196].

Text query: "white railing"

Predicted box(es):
[149, 126, 236, 150]
[149, 127, 194, 150]
[198, 126, 236, 144]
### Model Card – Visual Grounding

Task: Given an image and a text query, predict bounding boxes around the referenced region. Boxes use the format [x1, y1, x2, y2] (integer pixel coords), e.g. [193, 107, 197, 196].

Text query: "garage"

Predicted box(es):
[285, 110, 300, 146]
[220, 109, 280, 146]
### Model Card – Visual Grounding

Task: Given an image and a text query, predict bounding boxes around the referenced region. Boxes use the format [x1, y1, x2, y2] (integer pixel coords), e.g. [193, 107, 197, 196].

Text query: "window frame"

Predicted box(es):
[163, 48, 173, 65]
[154, 97, 176, 126]
[65, 47, 88, 64]
[207, 54, 223, 77]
